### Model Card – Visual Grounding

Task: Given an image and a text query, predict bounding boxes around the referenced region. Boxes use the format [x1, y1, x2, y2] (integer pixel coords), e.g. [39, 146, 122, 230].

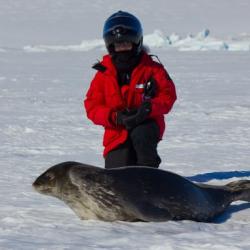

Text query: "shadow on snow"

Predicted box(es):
[186, 170, 250, 183]
[212, 202, 250, 223]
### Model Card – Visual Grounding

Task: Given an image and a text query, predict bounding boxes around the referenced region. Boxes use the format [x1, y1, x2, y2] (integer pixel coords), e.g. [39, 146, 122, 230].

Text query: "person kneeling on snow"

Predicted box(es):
[84, 11, 177, 168]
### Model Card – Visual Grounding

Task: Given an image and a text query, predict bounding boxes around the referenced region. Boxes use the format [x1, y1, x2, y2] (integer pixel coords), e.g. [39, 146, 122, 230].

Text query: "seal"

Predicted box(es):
[33, 161, 250, 222]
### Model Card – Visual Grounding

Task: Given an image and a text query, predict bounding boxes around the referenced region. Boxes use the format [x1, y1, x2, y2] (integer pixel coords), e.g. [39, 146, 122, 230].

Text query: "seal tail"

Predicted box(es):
[226, 180, 250, 202]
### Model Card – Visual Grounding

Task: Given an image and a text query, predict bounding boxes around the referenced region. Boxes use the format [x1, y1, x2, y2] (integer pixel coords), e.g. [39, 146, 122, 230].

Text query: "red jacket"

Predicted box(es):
[84, 52, 177, 156]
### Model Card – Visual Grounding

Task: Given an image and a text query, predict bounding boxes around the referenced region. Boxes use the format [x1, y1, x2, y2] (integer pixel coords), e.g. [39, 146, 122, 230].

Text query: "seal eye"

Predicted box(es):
[45, 172, 55, 181]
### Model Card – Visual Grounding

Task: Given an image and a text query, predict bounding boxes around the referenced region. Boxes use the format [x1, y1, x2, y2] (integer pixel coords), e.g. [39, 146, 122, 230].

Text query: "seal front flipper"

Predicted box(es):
[130, 201, 172, 222]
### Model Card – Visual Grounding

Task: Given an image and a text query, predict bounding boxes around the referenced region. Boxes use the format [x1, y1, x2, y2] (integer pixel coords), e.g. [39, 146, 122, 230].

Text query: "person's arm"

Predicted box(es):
[149, 66, 177, 118]
[84, 72, 114, 127]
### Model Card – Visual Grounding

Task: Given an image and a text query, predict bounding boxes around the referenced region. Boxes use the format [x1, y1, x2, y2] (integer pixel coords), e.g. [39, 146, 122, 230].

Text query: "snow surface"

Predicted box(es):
[1, 1, 250, 249]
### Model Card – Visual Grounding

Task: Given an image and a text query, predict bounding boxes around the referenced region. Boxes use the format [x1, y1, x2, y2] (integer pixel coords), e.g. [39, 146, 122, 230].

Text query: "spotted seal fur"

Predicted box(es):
[33, 161, 250, 222]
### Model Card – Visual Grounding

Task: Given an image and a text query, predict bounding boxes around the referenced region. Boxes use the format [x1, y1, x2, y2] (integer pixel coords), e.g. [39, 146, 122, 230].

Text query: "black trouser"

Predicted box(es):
[105, 120, 161, 169]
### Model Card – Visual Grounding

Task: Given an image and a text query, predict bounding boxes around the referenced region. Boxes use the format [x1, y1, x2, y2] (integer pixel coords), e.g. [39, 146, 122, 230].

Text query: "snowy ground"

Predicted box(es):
[1, 1, 250, 249]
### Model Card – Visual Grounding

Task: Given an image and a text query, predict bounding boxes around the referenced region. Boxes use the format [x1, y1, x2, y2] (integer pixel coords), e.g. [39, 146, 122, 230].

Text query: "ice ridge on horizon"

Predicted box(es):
[18, 29, 250, 52]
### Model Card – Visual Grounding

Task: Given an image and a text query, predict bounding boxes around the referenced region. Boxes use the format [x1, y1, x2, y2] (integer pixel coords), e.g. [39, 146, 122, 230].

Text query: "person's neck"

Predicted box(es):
[112, 50, 142, 73]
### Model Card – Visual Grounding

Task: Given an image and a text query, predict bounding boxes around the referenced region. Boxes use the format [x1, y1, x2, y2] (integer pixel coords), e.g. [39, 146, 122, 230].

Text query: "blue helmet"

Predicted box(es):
[103, 11, 143, 54]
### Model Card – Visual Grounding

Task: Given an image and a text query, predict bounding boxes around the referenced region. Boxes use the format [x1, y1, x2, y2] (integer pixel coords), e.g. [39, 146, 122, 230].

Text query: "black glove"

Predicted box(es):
[116, 109, 137, 126]
[122, 101, 152, 130]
